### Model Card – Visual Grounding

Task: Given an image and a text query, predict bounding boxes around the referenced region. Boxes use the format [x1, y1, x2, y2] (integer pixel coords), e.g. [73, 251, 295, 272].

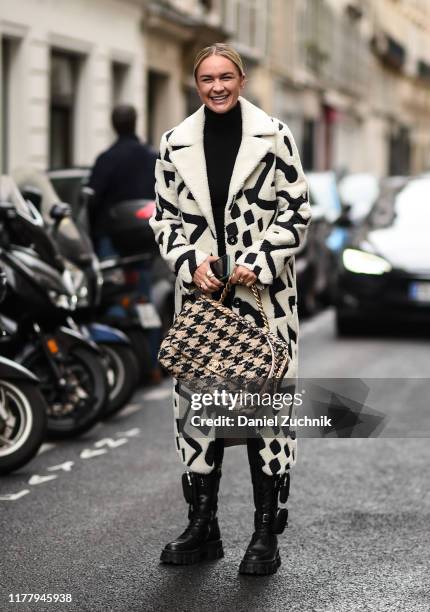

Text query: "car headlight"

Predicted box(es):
[342, 249, 392, 275]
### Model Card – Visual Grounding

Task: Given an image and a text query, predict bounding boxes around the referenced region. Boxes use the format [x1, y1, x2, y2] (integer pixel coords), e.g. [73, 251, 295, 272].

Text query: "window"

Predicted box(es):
[112, 61, 131, 107]
[223, 0, 267, 56]
[302, 0, 332, 78]
[199, 0, 213, 11]
[146, 70, 170, 148]
[302, 119, 315, 171]
[389, 125, 411, 176]
[49, 51, 79, 169]
[1, 34, 25, 172]
[1, 38, 11, 172]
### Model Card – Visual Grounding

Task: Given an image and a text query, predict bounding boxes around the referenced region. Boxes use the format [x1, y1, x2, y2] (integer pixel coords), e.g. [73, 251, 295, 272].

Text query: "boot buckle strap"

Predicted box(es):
[279, 472, 290, 504]
[273, 508, 288, 534]
[182, 472, 193, 504]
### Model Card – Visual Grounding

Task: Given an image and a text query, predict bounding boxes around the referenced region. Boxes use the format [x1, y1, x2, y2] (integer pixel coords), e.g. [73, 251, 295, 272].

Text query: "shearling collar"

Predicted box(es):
[168, 96, 276, 146]
[167, 97, 277, 234]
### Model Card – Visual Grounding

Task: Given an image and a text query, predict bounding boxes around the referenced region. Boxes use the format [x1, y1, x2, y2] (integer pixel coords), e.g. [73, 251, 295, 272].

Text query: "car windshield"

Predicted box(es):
[307, 172, 341, 222]
[369, 177, 430, 229]
[48, 174, 89, 216]
[338, 174, 380, 222]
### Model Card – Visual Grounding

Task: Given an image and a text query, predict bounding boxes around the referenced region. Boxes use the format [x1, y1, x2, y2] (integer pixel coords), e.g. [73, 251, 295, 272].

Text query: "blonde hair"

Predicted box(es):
[193, 43, 245, 80]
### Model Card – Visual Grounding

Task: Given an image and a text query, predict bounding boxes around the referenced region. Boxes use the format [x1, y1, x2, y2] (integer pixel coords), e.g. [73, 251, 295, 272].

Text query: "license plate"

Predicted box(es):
[409, 281, 430, 302]
[136, 303, 162, 328]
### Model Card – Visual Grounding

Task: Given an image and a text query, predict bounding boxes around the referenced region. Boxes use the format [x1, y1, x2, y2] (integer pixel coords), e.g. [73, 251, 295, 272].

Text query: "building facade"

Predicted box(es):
[1, 0, 148, 172]
[143, 0, 226, 148]
[223, 0, 430, 176]
[1, 0, 430, 177]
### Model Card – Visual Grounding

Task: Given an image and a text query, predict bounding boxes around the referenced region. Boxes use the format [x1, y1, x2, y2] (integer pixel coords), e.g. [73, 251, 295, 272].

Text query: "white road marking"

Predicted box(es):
[94, 437, 128, 449]
[0, 490, 30, 501]
[0, 425, 142, 503]
[80, 448, 108, 459]
[47, 461, 74, 472]
[116, 428, 141, 437]
[28, 474, 58, 485]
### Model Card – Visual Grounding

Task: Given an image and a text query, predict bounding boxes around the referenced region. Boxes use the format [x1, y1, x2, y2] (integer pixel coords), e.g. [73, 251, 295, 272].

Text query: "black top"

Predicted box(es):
[203, 102, 242, 257]
[89, 135, 158, 237]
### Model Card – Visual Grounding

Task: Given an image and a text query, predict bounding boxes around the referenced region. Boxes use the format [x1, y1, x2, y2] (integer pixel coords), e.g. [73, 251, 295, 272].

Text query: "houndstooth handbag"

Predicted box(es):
[158, 278, 290, 395]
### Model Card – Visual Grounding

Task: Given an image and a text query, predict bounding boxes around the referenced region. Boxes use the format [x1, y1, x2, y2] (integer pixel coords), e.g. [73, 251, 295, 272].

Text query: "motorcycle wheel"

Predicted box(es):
[100, 343, 140, 418]
[23, 346, 108, 439]
[0, 381, 47, 475]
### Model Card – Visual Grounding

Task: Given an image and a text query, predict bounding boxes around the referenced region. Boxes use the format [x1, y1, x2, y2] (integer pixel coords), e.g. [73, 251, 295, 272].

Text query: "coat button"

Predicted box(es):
[227, 235, 238, 245]
[233, 298, 241, 308]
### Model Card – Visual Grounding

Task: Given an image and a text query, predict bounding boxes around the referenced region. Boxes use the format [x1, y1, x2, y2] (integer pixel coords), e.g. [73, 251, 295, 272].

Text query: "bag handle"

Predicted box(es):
[219, 276, 271, 334]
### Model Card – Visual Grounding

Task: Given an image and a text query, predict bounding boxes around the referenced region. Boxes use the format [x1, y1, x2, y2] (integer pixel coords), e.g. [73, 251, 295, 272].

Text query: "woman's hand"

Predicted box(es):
[230, 265, 257, 287]
[193, 256, 225, 294]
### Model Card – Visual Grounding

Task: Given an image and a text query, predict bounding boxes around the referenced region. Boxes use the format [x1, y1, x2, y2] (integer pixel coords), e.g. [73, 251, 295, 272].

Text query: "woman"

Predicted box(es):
[150, 43, 312, 575]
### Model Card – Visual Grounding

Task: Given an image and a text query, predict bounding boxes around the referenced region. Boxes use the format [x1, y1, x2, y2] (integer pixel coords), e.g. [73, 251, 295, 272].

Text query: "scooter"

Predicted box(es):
[13, 168, 140, 417]
[0, 176, 108, 438]
[0, 265, 47, 474]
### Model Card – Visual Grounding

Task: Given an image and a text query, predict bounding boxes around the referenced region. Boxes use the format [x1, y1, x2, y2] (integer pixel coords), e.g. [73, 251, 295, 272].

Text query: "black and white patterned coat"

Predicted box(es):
[150, 96, 312, 476]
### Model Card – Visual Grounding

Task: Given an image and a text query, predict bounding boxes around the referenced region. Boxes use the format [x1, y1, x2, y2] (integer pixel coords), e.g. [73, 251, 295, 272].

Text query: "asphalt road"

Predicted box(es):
[1, 309, 429, 612]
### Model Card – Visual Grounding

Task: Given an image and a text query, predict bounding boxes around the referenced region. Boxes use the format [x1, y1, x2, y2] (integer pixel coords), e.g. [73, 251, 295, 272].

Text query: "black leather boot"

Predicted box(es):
[160, 468, 223, 565]
[239, 471, 290, 575]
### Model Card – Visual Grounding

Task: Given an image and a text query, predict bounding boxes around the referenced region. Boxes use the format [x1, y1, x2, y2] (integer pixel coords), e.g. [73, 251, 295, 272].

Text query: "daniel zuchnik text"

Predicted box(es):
[190, 414, 333, 427]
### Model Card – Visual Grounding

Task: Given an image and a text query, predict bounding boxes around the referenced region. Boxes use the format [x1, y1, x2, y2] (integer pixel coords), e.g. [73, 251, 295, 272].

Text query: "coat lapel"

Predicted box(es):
[226, 135, 271, 209]
[169, 96, 276, 230]
[169, 105, 215, 232]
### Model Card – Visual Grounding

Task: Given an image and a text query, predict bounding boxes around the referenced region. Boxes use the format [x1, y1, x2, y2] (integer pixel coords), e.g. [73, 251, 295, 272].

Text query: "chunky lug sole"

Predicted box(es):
[239, 550, 281, 576]
[160, 539, 224, 565]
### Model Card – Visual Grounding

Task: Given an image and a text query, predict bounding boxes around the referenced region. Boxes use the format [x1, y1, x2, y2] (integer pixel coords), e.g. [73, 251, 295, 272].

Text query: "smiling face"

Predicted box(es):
[195, 54, 245, 114]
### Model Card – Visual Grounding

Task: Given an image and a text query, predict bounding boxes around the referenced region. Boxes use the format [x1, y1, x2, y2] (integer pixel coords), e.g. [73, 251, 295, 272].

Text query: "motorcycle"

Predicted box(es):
[13, 168, 141, 416]
[0, 265, 47, 474]
[47, 167, 174, 380]
[82, 190, 165, 383]
[0, 176, 108, 437]
[19, 168, 160, 381]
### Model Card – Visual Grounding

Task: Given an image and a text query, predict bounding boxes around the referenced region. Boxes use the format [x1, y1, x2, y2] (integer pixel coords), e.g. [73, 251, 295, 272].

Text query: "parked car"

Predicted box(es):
[335, 174, 429, 334]
[303, 171, 346, 310]
[295, 193, 333, 315]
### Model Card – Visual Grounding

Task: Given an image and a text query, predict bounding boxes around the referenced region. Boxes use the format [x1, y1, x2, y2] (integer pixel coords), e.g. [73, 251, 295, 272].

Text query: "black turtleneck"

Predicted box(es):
[203, 102, 242, 257]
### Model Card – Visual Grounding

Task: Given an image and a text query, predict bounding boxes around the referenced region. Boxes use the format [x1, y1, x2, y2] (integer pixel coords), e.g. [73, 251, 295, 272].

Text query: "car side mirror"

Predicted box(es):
[50, 202, 72, 221]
